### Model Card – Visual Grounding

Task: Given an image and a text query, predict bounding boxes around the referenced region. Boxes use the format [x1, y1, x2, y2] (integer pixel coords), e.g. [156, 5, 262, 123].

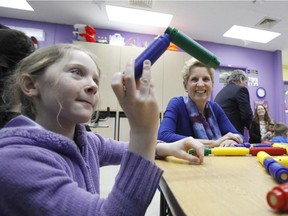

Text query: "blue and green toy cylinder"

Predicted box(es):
[134, 26, 220, 79]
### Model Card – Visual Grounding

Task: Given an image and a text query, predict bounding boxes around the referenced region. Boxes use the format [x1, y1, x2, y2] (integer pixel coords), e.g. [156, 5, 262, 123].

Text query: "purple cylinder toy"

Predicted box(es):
[253, 143, 273, 147]
[234, 143, 251, 148]
[264, 158, 288, 183]
[263, 158, 276, 172]
[134, 33, 171, 80]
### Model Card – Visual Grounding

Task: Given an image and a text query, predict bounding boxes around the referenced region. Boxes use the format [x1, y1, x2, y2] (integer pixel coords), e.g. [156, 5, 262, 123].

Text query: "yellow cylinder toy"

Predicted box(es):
[273, 143, 288, 153]
[211, 147, 249, 156]
[274, 156, 288, 167]
[257, 151, 272, 165]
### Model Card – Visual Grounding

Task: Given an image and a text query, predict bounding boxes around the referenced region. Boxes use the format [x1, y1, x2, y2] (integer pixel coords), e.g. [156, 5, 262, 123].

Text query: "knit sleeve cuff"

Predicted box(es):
[111, 151, 163, 214]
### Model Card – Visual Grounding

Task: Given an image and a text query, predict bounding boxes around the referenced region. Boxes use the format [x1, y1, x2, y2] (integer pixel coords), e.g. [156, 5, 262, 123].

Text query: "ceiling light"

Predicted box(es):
[0, 0, 34, 11]
[106, 5, 172, 28]
[223, 25, 280, 43]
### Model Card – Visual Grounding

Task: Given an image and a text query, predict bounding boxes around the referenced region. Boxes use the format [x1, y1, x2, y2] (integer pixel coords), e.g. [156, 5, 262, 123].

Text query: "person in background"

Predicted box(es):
[158, 58, 243, 148]
[249, 104, 272, 143]
[214, 70, 253, 136]
[262, 119, 276, 142]
[0, 44, 204, 215]
[0, 24, 35, 128]
[271, 122, 288, 143]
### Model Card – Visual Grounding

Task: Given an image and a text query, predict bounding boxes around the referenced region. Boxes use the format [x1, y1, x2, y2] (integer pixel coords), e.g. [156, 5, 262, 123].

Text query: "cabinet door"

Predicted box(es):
[162, 51, 187, 112]
[119, 46, 164, 111]
[118, 112, 130, 142]
[90, 117, 117, 140]
[73, 41, 121, 111]
[117, 112, 162, 142]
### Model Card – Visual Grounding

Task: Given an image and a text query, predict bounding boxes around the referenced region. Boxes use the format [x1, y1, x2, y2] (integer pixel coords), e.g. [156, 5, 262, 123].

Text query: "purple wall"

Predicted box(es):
[0, 18, 74, 47]
[198, 41, 283, 123]
[0, 17, 284, 123]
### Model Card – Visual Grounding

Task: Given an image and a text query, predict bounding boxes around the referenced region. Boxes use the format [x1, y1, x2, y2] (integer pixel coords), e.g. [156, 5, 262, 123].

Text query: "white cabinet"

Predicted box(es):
[162, 51, 188, 112]
[90, 116, 117, 140]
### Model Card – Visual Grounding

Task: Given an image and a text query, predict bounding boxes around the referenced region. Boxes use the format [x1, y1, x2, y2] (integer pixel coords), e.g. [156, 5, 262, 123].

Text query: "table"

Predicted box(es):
[156, 156, 282, 216]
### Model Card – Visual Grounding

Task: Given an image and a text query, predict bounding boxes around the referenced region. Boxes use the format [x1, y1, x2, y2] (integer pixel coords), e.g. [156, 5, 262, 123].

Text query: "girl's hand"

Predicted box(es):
[111, 59, 159, 161]
[156, 137, 204, 164]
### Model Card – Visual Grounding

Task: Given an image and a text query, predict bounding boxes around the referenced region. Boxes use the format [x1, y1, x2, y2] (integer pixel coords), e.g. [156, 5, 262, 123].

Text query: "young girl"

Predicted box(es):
[0, 44, 204, 215]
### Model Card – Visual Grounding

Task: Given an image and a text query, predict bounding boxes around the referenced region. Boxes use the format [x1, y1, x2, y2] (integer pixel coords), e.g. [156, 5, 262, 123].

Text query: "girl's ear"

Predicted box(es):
[21, 74, 39, 97]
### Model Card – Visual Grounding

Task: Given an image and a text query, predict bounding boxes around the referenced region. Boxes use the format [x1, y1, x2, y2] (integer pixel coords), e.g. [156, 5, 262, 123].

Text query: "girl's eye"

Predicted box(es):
[71, 68, 83, 76]
[93, 78, 99, 86]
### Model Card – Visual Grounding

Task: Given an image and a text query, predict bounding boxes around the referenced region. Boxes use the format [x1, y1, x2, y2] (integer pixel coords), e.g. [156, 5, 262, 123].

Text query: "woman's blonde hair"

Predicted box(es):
[3, 43, 101, 120]
[182, 57, 214, 87]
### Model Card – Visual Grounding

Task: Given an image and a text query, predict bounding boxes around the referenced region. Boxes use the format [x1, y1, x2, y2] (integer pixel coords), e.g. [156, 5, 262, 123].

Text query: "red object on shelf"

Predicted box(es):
[167, 42, 179, 51]
[250, 147, 287, 156]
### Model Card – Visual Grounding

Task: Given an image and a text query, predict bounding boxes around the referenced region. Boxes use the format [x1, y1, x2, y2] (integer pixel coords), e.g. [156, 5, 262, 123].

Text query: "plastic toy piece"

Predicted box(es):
[234, 143, 251, 148]
[164, 27, 220, 68]
[250, 147, 287, 156]
[273, 143, 288, 152]
[257, 151, 288, 167]
[267, 183, 288, 211]
[252, 143, 273, 147]
[257, 151, 272, 165]
[234, 143, 273, 148]
[211, 147, 249, 156]
[189, 147, 211, 156]
[274, 156, 288, 167]
[188, 147, 249, 156]
[273, 143, 288, 147]
[134, 26, 220, 79]
[134, 33, 171, 80]
[263, 158, 288, 184]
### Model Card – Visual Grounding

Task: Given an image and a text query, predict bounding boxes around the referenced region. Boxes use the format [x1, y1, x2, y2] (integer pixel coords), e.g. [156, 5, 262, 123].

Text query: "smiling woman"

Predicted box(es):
[158, 57, 243, 147]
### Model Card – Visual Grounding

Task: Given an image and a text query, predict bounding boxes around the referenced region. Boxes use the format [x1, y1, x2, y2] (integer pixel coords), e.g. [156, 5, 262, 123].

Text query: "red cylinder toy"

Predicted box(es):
[250, 147, 286, 156]
[267, 183, 288, 211]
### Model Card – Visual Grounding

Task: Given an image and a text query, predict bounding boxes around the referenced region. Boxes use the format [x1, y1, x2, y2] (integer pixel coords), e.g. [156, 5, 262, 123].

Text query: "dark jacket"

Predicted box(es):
[214, 83, 253, 135]
[249, 120, 261, 143]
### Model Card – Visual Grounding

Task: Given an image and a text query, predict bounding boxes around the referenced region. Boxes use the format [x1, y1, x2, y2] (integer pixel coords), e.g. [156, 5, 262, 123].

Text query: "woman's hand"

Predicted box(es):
[156, 137, 204, 164]
[215, 132, 243, 147]
[111, 59, 159, 161]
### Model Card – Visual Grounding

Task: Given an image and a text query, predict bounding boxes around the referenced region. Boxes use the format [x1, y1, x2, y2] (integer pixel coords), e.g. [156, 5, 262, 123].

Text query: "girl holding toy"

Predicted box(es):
[0, 44, 203, 215]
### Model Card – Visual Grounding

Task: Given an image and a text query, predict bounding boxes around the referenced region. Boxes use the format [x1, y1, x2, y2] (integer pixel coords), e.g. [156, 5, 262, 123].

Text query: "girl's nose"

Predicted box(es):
[85, 80, 98, 95]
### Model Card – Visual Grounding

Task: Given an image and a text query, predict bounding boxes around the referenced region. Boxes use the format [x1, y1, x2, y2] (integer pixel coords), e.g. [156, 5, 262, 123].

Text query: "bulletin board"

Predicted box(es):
[218, 66, 247, 84]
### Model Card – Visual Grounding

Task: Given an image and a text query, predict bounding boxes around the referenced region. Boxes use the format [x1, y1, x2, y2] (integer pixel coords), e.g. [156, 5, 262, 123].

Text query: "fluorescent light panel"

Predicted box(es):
[223, 25, 280, 43]
[0, 0, 34, 11]
[106, 5, 172, 28]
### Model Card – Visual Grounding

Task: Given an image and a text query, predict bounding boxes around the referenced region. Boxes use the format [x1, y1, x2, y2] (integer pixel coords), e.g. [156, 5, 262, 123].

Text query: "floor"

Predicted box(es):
[100, 165, 160, 216]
